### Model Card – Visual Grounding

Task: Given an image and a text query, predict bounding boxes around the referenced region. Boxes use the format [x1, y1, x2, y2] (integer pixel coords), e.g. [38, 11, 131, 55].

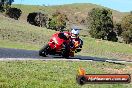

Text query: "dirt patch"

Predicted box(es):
[102, 66, 132, 74]
[109, 52, 132, 61]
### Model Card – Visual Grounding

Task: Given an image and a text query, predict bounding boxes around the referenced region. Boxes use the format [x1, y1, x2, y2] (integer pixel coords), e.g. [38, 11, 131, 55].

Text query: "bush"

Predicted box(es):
[113, 23, 122, 36]
[107, 30, 118, 42]
[121, 14, 132, 44]
[27, 12, 48, 27]
[6, 7, 22, 20]
[48, 11, 68, 31]
[121, 30, 132, 44]
[87, 8, 116, 41]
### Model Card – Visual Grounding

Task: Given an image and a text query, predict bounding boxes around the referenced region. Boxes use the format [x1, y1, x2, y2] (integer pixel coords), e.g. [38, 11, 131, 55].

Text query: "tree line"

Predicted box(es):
[27, 11, 68, 32]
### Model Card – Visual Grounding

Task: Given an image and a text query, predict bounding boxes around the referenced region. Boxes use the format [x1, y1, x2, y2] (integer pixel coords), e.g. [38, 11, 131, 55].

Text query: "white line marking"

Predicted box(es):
[0, 58, 131, 63]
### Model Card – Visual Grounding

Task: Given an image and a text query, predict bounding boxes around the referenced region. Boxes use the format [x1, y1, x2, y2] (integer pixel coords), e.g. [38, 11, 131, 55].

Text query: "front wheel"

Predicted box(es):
[39, 44, 50, 57]
[62, 50, 69, 58]
[61, 44, 70, 58]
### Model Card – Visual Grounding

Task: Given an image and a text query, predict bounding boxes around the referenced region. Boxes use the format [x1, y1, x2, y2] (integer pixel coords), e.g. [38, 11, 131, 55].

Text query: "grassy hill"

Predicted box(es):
[10, 3, 129, 37]
[12, 3, 129, 26]
[0, 14, 56, 48]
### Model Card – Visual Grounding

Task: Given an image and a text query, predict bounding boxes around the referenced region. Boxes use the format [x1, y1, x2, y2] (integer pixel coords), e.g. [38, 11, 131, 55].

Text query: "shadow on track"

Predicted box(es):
[52, 56, 131, 65]
[0, 48, 42, 59]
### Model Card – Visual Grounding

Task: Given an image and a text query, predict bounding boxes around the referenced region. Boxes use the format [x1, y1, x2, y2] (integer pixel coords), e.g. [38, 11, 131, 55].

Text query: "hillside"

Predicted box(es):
[0, 14, 56, 46]
[12, 3, 129, 28]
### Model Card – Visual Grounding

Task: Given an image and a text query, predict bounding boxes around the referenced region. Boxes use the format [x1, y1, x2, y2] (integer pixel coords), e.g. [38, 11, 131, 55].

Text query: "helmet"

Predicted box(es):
[71, 28, 80, 38]
[71, 29, 79, 35]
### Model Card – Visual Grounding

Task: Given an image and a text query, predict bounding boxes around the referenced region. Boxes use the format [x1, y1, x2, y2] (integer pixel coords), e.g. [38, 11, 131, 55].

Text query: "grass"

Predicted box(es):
[0, 60, 131, 88]
[78, 37, 132, 60]
[0, 40, 39, 50]
[0, 15, 56, 46]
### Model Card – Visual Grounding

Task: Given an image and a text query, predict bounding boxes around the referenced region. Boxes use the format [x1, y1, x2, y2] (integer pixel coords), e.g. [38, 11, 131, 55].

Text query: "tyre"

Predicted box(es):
[39, 44, 50, 57]
[62, 51, 69, 58]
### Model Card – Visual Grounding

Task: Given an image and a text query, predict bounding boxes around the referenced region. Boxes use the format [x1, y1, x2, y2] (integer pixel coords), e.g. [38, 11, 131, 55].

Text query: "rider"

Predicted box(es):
[58, 27, 83, 52]
[70, 28, 83, 52]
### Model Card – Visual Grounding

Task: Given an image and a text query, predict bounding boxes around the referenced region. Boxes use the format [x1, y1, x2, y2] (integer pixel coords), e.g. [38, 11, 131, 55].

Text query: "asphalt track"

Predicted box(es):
[0, 48, 132, 64]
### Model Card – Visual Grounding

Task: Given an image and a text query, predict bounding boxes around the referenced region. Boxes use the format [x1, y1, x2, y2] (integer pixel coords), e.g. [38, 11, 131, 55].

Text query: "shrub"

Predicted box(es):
[121, 14, 132, 44]
[87, 8, 116, 41]
[48, 11, 68, 31]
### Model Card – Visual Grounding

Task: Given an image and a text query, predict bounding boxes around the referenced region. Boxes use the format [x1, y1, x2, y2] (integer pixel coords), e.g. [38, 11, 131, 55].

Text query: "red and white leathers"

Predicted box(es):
[63, 31, 83, 49]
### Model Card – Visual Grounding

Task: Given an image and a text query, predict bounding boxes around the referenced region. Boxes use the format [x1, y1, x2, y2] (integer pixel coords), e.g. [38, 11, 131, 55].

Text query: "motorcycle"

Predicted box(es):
[39, 32, 82, 58]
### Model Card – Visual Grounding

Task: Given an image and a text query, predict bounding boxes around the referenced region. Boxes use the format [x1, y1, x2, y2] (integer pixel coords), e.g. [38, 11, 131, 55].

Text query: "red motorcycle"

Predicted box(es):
[39, 32, 82, 58]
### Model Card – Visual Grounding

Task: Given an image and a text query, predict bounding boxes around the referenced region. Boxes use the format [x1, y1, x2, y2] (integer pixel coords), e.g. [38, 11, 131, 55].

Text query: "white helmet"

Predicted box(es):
[71, 29, 79, 35]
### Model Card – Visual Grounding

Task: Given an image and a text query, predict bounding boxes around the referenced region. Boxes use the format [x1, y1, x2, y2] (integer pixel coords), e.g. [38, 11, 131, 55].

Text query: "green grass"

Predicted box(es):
[0, 15, 56, 46]
[0, 61, 131, 88]
[78, 37, 132, 60]
[0, 40, 39, 50]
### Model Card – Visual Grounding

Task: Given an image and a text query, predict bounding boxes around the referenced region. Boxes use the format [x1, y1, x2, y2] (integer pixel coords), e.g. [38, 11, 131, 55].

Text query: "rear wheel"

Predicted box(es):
[39, 44, 50, 57]
[62, 50, 69, 58]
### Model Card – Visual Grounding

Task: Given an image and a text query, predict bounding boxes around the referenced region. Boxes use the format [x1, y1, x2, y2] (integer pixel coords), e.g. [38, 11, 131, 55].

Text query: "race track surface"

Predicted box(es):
[0, 48, 132, 64]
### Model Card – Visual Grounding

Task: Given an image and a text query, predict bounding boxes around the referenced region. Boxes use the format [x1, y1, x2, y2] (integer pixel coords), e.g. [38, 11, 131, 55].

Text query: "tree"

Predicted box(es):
[0, 0, 14, 12]
[107, 30, 118, 42]
[87, 8, 115, 41]
[121, 14, 132, 44]
[6, 7, 22, 20]
[27, 12, 48, 27]
[113, 23, 122, 36]
[48, 11, 68, 31]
